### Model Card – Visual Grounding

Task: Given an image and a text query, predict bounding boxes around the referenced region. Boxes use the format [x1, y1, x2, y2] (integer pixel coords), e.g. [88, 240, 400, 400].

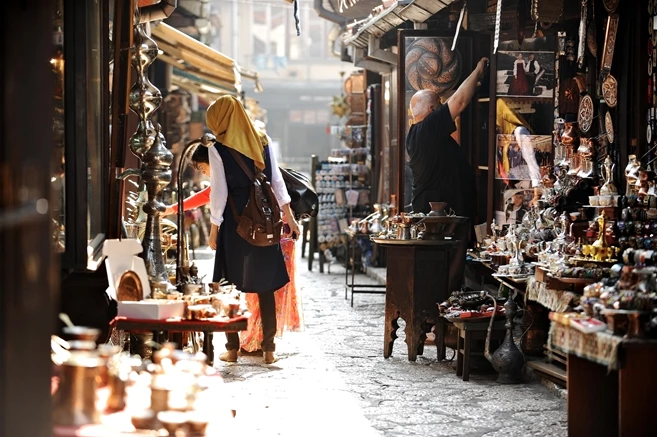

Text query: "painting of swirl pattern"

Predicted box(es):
[405, 37, 462, 97]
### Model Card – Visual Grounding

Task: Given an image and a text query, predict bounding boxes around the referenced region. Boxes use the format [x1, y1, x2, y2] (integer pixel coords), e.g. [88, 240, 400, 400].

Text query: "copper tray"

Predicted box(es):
[117, 270, 143, 301]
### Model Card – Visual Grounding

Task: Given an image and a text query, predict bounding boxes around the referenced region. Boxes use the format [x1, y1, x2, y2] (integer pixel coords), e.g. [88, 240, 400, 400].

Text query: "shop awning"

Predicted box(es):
[343, 0, 456, 49]
[170, 70, 239, 103]
[151, 23, 264, 95]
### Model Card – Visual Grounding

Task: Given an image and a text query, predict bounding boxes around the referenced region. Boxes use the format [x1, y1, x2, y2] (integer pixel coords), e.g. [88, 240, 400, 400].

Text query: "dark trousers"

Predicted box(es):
[448, 219, 471, 294]
[225, 291, 277, 352]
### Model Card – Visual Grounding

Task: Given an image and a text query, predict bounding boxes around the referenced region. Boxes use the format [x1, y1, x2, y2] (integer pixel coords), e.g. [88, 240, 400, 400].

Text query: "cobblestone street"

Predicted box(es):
[194, 246, 567, 437]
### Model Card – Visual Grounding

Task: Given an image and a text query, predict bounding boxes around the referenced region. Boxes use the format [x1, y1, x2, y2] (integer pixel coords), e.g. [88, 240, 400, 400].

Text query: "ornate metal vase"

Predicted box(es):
[484, 296, 525, 384]
[128, 24, 173, 281]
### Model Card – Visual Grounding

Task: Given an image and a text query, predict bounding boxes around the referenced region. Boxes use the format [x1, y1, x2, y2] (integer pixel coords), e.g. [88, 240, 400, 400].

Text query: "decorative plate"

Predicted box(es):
[649, 124, 653, 144]
[602, 0, 618, 13]
[605, 111, 614, 144]
[650, 57, 653, 76]
[602, 74, 618, 108]
[648, 16, 652, 36]
[578, 94, 594, 133]
[117, 270, 143, 302]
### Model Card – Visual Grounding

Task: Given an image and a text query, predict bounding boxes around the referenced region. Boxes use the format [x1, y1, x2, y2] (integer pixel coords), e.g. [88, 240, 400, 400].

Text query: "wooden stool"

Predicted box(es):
[453, 319, 506, 381]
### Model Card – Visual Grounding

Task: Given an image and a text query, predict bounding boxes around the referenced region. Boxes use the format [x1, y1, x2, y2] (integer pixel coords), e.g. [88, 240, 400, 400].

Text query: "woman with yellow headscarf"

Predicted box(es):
[204, 95, 300, 365]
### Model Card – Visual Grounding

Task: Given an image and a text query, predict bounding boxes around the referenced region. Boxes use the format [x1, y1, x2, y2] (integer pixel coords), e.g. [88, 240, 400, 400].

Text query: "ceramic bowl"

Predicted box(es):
[186, 411, 211, 435]
[157, 411, 187, 435]
[131, 410, 156, 430]
[62, 326, 101, 342]
[598, 195, 612, 206]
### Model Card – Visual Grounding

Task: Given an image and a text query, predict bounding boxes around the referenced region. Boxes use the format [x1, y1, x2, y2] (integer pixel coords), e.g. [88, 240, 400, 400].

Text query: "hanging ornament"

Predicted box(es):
[577, 0, 588, 69]
[451, 0, 467, 51]
[493, 0, 503, 54]
[587, 0, 597, 58]
[330, 94, 350, 119]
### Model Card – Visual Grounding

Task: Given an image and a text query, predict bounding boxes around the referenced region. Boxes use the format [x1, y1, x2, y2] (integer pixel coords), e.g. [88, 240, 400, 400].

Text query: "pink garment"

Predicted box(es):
[240, 238, 304, 352]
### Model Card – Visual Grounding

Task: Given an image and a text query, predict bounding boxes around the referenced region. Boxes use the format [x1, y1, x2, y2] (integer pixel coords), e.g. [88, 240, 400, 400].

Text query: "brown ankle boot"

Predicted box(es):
[263, 351, 278, 364]
[219, 350, 238, 363]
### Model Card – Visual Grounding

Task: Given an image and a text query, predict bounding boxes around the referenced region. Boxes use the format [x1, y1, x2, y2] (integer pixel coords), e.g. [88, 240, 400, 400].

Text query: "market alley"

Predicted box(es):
[193, 246, 568, 437]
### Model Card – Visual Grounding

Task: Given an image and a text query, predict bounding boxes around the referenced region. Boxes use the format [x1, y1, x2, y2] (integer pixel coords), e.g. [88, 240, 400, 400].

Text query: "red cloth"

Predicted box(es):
[171, 186, 211, 213]
[110, 315, 248, 330]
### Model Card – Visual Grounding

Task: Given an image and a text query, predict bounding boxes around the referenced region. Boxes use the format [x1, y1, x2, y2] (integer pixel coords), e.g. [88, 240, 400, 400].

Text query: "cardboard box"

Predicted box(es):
[117, 300, 185, 320]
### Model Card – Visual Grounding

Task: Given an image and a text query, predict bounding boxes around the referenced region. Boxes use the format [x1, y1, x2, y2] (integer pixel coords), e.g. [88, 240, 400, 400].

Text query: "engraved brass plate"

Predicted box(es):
[117, 270, 143, 301]
[578, 95, 594, 133]
[605, 112, 614, 144]
[602, 74, 618, 108]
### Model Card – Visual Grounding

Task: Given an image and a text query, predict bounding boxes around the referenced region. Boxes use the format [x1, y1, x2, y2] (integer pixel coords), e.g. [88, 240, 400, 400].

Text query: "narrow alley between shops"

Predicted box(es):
[193, 246, 568, 437]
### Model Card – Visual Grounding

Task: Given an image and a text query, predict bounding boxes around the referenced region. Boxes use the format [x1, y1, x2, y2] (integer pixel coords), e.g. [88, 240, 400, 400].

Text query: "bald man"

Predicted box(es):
[406, 57, 487, 293]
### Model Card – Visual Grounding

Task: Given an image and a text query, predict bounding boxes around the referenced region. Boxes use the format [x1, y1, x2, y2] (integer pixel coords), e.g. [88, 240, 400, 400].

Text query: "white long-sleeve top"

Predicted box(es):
[208, 138, 291, 226]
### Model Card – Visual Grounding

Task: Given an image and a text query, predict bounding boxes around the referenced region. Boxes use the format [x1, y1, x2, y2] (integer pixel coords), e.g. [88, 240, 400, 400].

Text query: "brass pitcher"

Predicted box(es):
[53, 352, 104, 426]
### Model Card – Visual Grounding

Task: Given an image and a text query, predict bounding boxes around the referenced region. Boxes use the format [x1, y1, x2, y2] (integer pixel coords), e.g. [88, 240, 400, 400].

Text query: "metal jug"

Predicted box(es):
[53, 352, 104, 426]
[483, 294, 525, 384]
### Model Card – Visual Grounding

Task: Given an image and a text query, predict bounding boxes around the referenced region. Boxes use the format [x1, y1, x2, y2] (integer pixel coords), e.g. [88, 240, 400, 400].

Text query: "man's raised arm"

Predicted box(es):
[447, 57, 489, 121]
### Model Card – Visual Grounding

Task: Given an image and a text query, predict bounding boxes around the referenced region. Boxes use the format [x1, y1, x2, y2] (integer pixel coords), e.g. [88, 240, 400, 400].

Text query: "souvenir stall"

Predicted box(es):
[357, 0, 657, 418]
[464, 0, 657, 435]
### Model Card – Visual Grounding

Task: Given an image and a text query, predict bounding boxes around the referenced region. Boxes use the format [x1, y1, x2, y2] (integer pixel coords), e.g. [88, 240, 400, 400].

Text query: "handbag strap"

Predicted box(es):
[228, 148, 257, 180]
[228, 194, 239, 220]
[226, 148, 255, 220]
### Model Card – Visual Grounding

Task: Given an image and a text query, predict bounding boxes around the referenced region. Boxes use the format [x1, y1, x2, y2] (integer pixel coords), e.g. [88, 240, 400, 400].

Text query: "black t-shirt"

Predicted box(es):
[406, 103, 476, 218]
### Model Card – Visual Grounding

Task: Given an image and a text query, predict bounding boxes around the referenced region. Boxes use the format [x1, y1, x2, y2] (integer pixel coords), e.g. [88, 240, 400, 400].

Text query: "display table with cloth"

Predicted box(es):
[111, 316, 248, 365]
[549, 321, 657, 436]
[373, 238, 459, 361]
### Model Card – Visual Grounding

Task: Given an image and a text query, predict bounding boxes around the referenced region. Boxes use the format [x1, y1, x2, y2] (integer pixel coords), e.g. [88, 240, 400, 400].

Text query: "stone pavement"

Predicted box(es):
[191, 246, 567, 437]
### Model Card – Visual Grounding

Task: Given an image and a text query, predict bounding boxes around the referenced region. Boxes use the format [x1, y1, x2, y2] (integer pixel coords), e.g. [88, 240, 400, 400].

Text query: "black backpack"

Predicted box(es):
[280, 167, 319, 220]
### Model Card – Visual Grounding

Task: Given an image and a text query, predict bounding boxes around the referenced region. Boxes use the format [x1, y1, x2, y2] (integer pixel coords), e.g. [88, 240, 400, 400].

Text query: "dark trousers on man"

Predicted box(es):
[225, 291, 277, 352]
[448, 219, 471, 294]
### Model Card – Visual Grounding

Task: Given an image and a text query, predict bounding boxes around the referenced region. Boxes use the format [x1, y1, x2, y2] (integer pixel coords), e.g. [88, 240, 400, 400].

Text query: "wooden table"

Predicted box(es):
[550, 321, 657, 436]
[111, 316, 248, 365]
[452, 318, 506, 381]
[373, 238, 459, 361]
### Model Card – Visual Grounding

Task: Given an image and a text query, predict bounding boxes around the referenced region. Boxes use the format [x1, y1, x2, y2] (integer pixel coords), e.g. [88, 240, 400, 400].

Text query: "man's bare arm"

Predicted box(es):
[447, 57, 489, 121]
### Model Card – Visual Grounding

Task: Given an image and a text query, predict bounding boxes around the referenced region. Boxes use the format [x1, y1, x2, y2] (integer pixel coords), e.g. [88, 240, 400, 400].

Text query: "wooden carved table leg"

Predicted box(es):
[435, 318, 446, 361]
[456, 331, 464, 377]
[405, 318, 423, 362]
[384, 307, 399, 359]
[203, 332, 214, 366]
[462, 330, 471, 381]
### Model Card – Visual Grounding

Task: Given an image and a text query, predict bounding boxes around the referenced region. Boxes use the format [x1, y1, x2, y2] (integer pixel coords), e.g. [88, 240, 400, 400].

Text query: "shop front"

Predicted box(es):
[1, 0, 264, 434]
[326, 1, 657, 435]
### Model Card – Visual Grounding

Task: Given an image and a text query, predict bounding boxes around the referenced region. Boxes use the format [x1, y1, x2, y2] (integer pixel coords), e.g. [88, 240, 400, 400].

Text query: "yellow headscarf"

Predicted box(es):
[206, 95, 268, 169]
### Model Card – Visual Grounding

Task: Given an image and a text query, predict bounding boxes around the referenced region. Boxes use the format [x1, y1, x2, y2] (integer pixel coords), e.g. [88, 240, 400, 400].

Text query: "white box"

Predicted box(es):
[117, 300, 185, 320]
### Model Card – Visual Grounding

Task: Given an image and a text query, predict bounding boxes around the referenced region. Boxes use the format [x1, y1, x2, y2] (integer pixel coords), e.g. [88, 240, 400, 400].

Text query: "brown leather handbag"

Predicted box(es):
[227, 149, 282, 247]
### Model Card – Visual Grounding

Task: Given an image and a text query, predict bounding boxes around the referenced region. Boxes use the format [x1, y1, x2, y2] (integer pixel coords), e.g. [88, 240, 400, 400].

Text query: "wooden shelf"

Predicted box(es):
[527, 358, 567, 384]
